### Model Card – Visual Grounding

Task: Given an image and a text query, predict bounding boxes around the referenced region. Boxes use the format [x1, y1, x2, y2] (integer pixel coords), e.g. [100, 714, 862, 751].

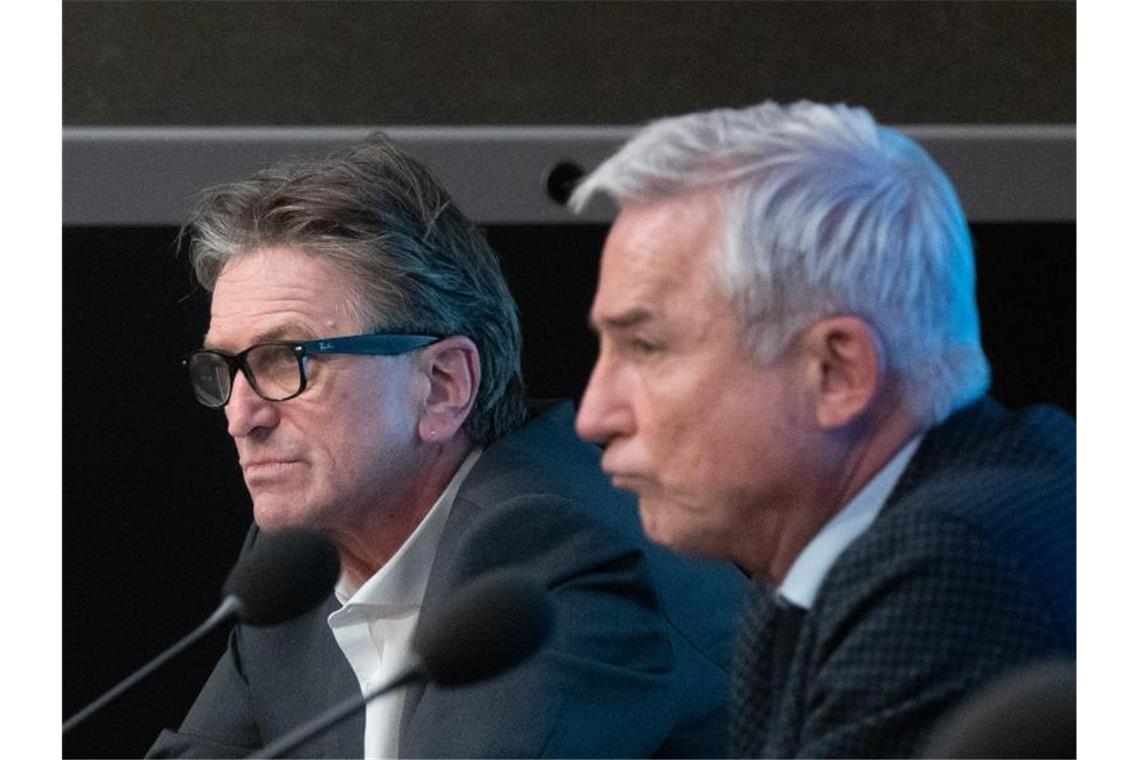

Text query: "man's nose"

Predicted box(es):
[226, 371, 280, 438]
[575, 355, 634, 445]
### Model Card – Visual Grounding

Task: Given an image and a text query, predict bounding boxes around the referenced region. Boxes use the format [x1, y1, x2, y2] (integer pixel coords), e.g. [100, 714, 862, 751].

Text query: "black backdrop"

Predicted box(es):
[62, 221, 1074, 758]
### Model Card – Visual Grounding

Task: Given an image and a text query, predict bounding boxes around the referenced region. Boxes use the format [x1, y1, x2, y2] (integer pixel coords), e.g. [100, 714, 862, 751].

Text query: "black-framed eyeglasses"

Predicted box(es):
[182, 332, 440, 408]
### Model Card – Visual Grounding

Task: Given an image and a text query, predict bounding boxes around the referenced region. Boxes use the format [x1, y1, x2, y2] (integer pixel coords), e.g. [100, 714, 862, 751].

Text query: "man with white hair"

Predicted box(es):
[571, 101, 1075, 758]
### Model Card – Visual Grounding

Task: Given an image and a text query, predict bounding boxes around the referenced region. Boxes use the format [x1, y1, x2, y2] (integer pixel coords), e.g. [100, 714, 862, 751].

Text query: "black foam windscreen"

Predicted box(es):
[921, 658, 1076, 758]
[222, 528, 340, 626]
[412, 570, 554, 686]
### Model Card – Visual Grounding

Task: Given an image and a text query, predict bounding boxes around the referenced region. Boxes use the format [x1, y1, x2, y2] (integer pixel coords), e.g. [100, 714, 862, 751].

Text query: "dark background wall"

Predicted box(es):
[65, 1, 1074, 126]
[62, 2, 1075, 758]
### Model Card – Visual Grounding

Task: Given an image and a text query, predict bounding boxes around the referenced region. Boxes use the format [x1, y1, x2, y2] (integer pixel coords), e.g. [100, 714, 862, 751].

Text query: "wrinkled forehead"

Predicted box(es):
[591, 192, 729, 325]
[205, 247, 357, 348]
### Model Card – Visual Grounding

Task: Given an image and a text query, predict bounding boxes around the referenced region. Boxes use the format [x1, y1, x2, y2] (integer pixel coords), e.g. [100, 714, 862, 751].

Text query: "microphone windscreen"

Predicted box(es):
[921, 658, 1076, 758]
[413, 570, 554, 686]
[222, 527, 340, 626]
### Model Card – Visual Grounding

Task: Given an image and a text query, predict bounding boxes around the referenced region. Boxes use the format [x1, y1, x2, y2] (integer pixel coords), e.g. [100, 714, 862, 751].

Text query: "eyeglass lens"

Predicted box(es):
[188, 345, 304, 407]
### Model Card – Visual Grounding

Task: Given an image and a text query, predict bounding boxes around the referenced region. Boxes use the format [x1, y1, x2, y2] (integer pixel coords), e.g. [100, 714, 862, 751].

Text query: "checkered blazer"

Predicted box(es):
[731, 397, 1075, 758]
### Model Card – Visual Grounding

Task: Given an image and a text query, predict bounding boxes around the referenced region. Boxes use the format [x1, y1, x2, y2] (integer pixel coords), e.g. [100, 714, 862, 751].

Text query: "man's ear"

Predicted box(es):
[416, 336, 480, 443]
[801, 316, 883, 430]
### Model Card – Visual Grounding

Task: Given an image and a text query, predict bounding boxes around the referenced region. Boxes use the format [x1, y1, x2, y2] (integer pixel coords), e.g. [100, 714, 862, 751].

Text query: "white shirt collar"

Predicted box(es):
[326, 448, 483, 759]
[333, 447, 483, 609]
[778, 435, 923, 609]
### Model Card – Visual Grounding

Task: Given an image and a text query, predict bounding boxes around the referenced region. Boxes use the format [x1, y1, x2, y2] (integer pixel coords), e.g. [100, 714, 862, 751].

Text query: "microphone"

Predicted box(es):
[63, 527, 340, 735]
[252, 570, 554, 758]
[222, 527, 341, 626]
[413, 567, 554, 685]
[921, 658, 1076, 758]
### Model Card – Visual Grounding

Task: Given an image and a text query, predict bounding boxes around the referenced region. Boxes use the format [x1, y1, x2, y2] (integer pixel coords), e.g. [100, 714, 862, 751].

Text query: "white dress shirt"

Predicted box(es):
[779, 436, 923, 609]
[327, 448, 483, 759]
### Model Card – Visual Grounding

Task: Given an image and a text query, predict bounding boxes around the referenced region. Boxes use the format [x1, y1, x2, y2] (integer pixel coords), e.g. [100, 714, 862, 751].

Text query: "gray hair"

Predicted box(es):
[186, 131, 527, 445]
[570, 101, 989, 426]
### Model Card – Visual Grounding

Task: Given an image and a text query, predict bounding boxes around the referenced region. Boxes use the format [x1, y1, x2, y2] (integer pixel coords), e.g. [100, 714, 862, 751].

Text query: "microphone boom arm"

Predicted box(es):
[251, 660, 426, 759]
[63, 595, 243, 735]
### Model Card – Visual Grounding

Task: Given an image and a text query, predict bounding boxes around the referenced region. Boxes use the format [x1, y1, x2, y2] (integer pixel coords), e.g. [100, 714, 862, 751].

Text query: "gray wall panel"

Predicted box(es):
[63, 125, 1076, 225]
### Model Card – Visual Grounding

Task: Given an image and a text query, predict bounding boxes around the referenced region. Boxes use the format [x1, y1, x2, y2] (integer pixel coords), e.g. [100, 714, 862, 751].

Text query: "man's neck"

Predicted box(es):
[745, 400, 923, 584]
[332, 437, 476, 587]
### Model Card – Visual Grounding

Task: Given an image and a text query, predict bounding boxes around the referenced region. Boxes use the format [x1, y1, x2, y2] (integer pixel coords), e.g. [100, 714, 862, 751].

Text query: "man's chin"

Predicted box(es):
[252, 498, 317, 533]
[637, 497, 726, 560]
[639, 498, 690, 548]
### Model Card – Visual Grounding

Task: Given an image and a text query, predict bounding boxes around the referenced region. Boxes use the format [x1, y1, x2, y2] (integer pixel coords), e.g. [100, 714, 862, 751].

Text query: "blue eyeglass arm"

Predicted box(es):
[299, 334, 440, 356]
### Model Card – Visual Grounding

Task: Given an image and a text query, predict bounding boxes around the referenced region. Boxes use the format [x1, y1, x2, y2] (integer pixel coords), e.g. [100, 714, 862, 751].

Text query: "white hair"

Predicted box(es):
[570, 101, 989, 426]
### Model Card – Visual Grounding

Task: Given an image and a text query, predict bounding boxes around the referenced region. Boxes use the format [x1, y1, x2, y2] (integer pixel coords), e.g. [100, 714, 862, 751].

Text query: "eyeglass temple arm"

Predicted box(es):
[301, 335, 439, 356]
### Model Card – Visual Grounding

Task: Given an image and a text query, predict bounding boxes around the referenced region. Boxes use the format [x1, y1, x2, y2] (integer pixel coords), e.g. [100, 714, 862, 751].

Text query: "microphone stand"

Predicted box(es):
[63, 596, 243, 735]
[250, 661, 426, 758]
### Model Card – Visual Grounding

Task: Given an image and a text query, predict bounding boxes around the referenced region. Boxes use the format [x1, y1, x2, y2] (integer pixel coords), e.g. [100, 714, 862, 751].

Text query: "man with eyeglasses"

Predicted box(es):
[147, 134, 747, 759]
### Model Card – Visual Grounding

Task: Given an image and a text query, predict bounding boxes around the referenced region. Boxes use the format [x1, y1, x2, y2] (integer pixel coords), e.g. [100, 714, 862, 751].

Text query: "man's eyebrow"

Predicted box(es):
[589, 308, 655, 333]
[202, 322, 316, 350]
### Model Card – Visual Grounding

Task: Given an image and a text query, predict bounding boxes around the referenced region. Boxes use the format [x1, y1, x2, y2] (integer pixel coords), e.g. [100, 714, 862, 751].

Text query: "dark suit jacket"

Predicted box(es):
[731, 397, 1076, 758]
[149, 401, 748, 758]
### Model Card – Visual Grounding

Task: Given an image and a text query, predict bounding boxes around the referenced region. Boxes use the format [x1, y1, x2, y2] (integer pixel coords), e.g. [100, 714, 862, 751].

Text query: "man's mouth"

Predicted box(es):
[607, 472, 647, 492]
[242, 459, 303, 477]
